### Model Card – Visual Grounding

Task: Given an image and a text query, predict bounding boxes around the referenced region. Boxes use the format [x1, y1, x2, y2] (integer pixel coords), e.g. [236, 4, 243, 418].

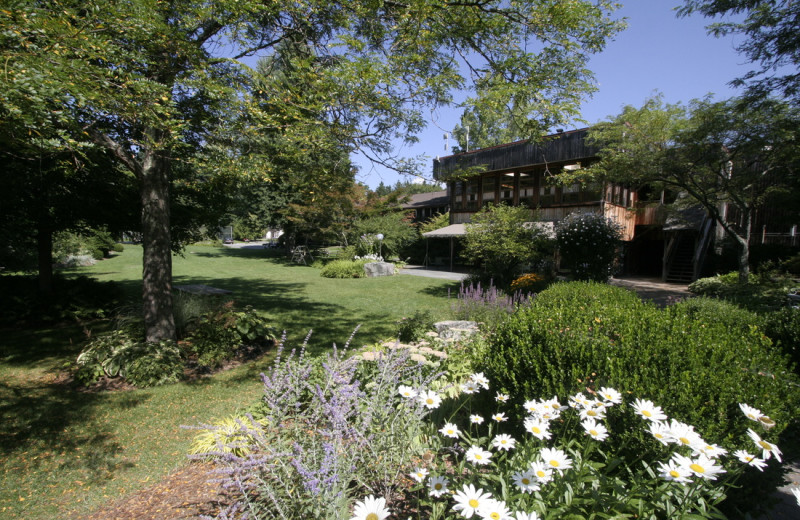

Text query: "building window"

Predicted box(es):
[466, 178, 480, 211]
[519, 172, 536, 208]
[500, 173, 515, 204]
[562, 183, 581, 204]
[482, 175, 497, 207]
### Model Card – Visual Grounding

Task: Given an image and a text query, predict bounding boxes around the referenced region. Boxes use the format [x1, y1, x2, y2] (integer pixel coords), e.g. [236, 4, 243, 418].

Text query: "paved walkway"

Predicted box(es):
[399, 265, 470, 281]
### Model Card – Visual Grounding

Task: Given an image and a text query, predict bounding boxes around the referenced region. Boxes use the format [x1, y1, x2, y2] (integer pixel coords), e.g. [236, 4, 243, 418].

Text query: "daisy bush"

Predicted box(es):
[555, 212, 623, 282]
[392, 376, 795, 519]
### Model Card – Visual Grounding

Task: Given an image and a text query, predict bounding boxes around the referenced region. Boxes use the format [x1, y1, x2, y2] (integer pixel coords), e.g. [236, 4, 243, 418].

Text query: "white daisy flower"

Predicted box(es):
[418, 390, 442, 410]
[598, 386, 622, 404]
[791, 487, 800, 506]
[739, 402, 765, 422]
[495, 392, 510, 403]
[631, 398, 667, 421]
[529, 460, 553, 483]
[695, 442, 728, 459]
[734, 450, 768, 471]
[658, 457, 693, 484]
[747, 428, 782, 462]
[512, 470, 539, 493]
[492, 434, 516, 451]
[470, 372, 490, 390]
[523, 417, 552, 440]
[462, 380, 480, 394]
[397, 385, 417, 399]
[674, 453, 726, 480]
[428, 475, 449, 497]
[539, 447, 572, 473]
[579, 406, 606, 421]
[667, 419, 703, 450]
[648, 421, 671, 446]
[470, 414, 485, 425]
[582, 419, 609, 441]
[466, 445, 493, 465]
[453, 484, 493, 519]
[523, 399, 540, 415]
[349, 495, 391, 520]
[439, 422, 460, 438]
[410, 467, 428, 483]
[541, 397, 562, 411]
[492, 412, 508, 423]
[477, 498, 512, 520]
[569, 392, 591, 408]
[513, 512, 541, 520]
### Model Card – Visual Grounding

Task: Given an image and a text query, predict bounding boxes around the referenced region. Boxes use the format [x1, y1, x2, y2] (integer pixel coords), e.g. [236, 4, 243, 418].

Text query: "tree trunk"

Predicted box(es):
[36, 220, 53, 296]
[736, 209, 753, 284]
[140, 149, 176, 343]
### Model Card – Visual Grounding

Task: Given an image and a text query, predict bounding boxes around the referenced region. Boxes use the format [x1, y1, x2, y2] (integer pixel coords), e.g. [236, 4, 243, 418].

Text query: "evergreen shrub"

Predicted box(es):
[480, 282, 800, 450]
[319, 259, 368, 278]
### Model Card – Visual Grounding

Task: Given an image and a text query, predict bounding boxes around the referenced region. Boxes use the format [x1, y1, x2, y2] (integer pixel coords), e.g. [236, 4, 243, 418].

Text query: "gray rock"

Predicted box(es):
[434, 320, 479, 340]
[364, 262, 395, 277]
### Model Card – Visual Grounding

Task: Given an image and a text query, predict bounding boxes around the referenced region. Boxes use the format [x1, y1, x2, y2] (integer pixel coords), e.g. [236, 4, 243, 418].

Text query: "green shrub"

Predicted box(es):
[480, 282, 800, 454]
[185, 304, 276, 368]
[74, 329, 184, 387]
[395, 309, 435, 342]
[762, 307, 800, 369]
[319, 259, 367, 278]
[688, 270, 795, 312]
[555, 212, 623, 281]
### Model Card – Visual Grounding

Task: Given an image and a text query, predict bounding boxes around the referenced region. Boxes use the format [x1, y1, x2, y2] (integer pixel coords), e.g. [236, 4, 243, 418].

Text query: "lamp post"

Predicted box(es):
[376, 233, 384, 260]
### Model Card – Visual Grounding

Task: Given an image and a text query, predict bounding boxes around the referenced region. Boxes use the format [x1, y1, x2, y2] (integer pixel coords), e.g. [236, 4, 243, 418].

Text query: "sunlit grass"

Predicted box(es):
[0, 244, 458, 518]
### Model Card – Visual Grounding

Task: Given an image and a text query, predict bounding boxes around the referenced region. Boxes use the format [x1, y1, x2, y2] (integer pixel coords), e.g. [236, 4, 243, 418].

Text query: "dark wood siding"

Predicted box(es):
[433, 128, 599, 180]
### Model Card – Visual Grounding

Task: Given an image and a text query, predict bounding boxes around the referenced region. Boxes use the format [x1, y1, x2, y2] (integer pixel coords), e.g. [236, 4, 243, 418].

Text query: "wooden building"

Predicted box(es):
[432, 128, 683, 281]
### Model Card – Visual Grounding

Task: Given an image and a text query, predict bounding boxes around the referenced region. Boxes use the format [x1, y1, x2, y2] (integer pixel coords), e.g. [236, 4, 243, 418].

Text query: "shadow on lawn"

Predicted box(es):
[0, 378, 137, 482]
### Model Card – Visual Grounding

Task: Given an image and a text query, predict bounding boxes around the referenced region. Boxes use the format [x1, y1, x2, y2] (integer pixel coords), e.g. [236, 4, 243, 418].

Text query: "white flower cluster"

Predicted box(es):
[353, 377, 795, 520]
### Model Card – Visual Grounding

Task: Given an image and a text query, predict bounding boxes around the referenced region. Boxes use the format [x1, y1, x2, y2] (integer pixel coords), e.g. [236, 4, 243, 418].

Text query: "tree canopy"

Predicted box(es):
[678, 0, 800, 102]
[2, 0, 624, 342]
[586, 95, 800, 281]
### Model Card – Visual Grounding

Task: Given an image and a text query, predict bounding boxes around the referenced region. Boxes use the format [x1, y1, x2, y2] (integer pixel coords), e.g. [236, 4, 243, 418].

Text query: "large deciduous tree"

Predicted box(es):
[2, 0, 623, 342]
[586, 96, 800, 282]
[678, 0, 800, 102]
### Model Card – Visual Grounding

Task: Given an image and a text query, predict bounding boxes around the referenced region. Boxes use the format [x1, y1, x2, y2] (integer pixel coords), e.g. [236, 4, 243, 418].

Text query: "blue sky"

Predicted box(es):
[354, 1, 752, 189]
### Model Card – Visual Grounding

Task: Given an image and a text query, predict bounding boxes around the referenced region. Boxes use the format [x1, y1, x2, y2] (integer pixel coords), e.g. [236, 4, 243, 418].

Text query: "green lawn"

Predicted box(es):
[0, 245, 459, 518]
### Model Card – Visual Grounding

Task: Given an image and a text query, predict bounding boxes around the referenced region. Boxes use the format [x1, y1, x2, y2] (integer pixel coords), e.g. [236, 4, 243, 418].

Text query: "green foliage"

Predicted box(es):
[349, 212, 418, 259]
[762, 308, 800, 370]
[0, 274, 123, 326]
[395, 310, 435, 342]
[588, 95, 800, 282]
[480, 282, 800, 454]
[678, 0, 800, 102]
[185, 304, 277, 368]
[75, 330, 183, 387]
[689, 270, 796, 312]
[418, 211, 450, 235]
[463, 203, 553, 288]
[556, 211, 623, 281]
[319, 259, 368, 279]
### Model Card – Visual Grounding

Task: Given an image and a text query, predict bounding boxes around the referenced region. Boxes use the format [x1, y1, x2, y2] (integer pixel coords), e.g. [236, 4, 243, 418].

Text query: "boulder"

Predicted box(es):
[364, 262, 395, 277]
[434, 320, 479, 341]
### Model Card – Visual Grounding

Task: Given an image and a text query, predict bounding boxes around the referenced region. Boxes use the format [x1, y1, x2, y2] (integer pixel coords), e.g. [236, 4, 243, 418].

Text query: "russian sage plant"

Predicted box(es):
[203, 330, 443, 519]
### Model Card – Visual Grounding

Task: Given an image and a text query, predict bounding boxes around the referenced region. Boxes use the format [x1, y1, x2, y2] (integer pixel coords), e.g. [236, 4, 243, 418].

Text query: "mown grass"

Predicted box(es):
[0, 244, 459, 518]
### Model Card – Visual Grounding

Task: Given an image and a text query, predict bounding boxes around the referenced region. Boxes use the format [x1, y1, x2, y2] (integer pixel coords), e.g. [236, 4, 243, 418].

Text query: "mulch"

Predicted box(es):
[84, 462, 228, 520]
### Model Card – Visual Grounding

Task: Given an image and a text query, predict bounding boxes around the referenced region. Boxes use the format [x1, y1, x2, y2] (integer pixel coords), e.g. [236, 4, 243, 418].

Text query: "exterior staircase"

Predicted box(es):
[663, 234, 696, 283]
